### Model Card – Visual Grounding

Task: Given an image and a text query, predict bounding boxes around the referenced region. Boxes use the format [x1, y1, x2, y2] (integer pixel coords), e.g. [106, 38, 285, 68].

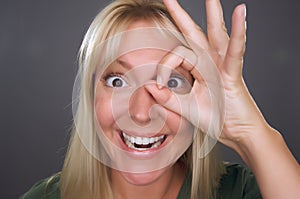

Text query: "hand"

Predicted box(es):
[145, 0, 269, 155]
[146, 1, 300, 198]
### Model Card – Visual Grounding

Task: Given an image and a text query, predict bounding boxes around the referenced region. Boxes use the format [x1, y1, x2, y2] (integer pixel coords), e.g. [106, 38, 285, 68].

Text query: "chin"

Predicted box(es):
[120, 168, 168, 186]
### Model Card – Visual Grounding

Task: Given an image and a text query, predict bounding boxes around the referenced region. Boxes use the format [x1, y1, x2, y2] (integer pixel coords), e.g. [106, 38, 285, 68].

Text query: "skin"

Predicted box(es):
[94, 20, 193, 199]
[144, 0, 300, 198]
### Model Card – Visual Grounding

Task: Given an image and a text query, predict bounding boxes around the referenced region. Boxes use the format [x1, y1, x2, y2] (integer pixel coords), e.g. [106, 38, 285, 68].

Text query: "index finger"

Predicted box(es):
[157, 46, 199, 88]
[163, 0, 209, 50]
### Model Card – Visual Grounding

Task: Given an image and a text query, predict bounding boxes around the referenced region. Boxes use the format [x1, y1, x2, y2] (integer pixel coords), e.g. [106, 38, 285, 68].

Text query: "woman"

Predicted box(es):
[21, 0, 300, 198]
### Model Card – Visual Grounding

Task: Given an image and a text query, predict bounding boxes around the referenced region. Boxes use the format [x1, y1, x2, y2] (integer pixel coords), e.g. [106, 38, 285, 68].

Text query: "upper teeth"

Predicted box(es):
[122, 131, 166, 151]
[122, 132, 165, 145]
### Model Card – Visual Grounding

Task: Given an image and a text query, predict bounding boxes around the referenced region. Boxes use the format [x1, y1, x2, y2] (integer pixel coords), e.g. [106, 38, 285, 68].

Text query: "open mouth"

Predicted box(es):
[121, 131, 167, 151]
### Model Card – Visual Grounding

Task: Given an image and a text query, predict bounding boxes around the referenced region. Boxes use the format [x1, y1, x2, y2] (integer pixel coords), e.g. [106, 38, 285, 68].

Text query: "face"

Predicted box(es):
[94, 20, 194, 185]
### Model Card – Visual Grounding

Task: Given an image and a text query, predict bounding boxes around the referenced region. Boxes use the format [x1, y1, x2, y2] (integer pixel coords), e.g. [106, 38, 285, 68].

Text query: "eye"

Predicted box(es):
[167, 75, 191, 94]
[105, 74, 128, 88]
[167, 76, 183, 88]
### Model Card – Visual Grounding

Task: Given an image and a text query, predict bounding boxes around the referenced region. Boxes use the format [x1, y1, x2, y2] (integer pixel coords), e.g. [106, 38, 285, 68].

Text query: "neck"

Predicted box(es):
[111, 162, 186, 199]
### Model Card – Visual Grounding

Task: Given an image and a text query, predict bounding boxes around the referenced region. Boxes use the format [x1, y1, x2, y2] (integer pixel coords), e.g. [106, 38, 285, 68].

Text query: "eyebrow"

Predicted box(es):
[116, 59, 132, 70]
[116, 59, 193, 83]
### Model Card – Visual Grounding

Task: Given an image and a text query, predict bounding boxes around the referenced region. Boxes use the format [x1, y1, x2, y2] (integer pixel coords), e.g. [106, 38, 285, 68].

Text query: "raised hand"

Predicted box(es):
[145, 0, 264, 155]
[145, 1, 300, 198]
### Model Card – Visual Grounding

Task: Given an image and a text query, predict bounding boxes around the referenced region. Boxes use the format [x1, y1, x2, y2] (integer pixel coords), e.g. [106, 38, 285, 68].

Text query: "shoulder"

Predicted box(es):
[217, 163, 262, 199]
[20, 173, 61, 199]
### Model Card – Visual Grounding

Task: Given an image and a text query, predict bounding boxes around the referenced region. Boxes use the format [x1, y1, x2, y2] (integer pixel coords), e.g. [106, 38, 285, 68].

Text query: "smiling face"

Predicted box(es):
[93, 20, 194, 185]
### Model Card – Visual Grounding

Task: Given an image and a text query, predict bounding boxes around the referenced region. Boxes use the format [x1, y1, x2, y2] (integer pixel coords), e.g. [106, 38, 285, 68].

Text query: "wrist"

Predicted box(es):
[235, 125, 281, 168]
[236, 126, 300, 199]
[237, 125, 280, 149]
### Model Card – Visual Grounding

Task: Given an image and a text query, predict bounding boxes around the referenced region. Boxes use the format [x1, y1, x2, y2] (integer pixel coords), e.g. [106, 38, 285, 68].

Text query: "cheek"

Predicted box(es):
[164, 111, 194, 159]
[165, 111, 192, 135]
[94, 91, 114, 131]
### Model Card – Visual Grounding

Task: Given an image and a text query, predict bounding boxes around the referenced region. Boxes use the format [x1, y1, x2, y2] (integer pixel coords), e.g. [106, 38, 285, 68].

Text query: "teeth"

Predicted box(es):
[150, 137, 155, 143]
[142, 138, 149, 145]
[130, 136, 134, 143]
[122, 132, 165, 150]
[135, 137, 142, 145]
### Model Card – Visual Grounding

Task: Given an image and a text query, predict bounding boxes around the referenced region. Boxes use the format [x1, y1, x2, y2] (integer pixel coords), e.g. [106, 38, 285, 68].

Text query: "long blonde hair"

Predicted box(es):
[60, 0, 224, 198]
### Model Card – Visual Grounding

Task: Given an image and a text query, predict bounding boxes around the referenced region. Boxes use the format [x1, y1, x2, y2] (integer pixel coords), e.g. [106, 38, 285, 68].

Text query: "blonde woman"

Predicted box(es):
[21, 0, 300, 199]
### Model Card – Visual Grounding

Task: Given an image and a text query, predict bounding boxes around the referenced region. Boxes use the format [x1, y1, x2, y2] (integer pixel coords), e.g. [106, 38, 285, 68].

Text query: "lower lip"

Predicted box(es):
[117, 131, 169, 157]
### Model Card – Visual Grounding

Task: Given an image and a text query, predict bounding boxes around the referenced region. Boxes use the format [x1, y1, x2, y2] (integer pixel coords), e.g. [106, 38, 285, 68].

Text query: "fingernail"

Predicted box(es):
[144, 84, 154, 93]
[242, 3, 247, 18]
[241, 4, 247, 30]
[157, 76, 163, 89]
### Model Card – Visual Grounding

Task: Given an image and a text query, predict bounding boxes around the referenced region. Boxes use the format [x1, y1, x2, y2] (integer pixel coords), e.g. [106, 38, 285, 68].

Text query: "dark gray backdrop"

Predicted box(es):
[1, 0, 299, 198]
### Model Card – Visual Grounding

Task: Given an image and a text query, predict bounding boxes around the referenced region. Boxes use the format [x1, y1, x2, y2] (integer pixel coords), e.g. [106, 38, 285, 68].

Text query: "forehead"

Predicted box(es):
[99, 20, 192, 81]
[116, 20, 181, 60]
[127, 19, 156, 30]
[117, 48, 168, 70]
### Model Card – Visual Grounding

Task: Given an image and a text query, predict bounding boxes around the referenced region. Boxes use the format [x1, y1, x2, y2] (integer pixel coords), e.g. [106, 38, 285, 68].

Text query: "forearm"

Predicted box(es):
[238, 127, 300, 199]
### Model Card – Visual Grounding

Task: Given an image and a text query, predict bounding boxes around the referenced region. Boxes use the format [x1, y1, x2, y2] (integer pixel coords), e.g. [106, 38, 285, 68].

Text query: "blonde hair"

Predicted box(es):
[60, 0, 224, 198]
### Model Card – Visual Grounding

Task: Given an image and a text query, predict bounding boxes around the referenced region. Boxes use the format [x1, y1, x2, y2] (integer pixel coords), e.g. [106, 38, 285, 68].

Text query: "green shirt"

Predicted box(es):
[20, 164, 262, 199]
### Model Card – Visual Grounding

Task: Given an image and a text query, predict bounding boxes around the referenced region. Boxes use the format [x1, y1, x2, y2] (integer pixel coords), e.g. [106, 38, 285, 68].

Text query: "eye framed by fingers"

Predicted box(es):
[166, 71, 193, 94]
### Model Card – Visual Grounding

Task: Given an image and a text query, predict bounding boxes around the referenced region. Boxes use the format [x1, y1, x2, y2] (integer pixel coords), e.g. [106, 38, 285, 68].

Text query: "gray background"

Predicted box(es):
[1, 0, 299, 198]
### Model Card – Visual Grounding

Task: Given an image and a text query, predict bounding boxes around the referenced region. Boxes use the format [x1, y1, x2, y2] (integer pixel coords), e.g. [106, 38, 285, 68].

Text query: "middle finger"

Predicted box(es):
[206, 0, 229, 56]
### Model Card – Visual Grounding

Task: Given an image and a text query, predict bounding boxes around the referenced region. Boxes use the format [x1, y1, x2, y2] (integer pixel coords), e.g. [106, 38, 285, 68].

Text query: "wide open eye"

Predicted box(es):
[105, 74, 128, 88]
[167, 75, 191, 94]
[167, 76, 182, 88]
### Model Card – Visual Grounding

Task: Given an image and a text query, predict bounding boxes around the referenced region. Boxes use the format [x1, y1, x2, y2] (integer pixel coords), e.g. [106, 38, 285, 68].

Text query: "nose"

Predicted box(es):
[129, 86, 156, 125]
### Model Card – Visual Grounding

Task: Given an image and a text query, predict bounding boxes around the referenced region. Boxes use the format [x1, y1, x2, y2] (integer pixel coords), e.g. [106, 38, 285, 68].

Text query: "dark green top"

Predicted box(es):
[20, 164, 262, 199]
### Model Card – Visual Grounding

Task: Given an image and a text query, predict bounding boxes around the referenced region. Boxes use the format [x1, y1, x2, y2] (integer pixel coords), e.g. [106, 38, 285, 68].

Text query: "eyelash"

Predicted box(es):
[103, 73, 122, 81]
[102, 73, 128, 88]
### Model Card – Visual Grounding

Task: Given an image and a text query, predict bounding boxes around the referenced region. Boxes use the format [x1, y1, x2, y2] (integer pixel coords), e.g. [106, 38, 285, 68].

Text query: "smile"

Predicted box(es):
[121, 131, 166, 151]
